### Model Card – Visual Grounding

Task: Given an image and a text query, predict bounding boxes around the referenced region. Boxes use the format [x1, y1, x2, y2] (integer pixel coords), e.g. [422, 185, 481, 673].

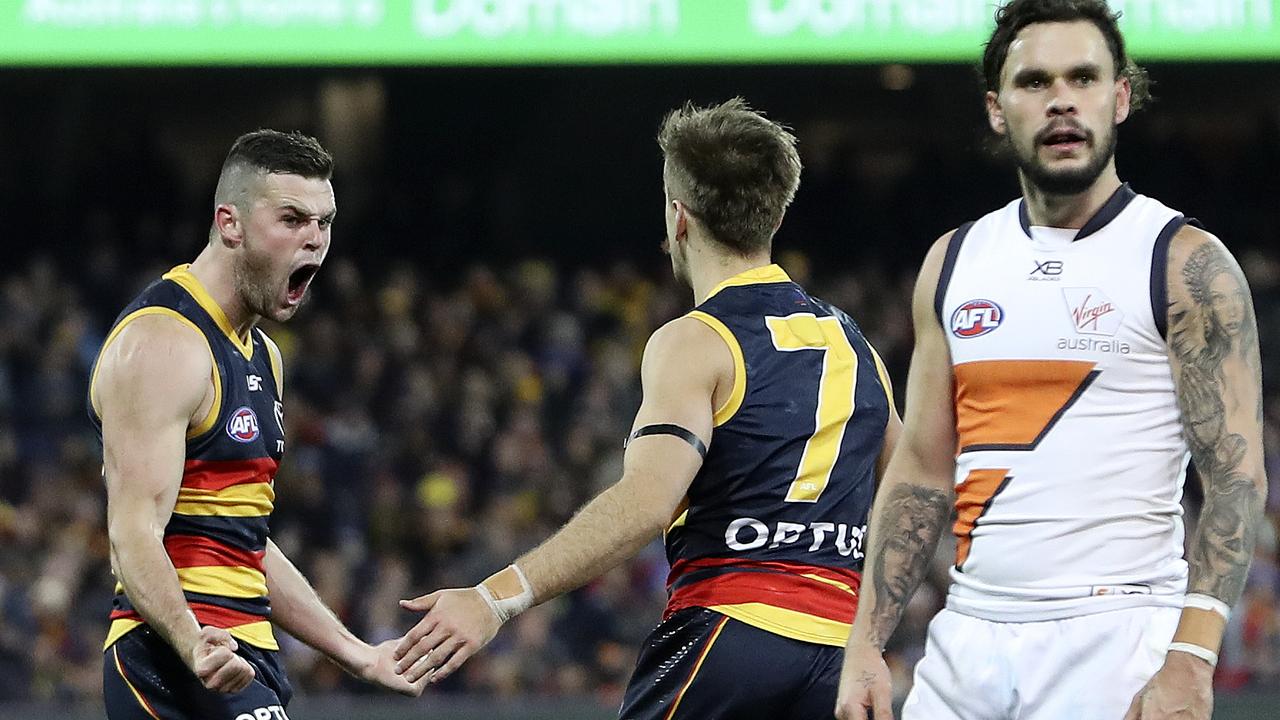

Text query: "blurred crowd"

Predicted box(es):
[2, 235, 1280, 709]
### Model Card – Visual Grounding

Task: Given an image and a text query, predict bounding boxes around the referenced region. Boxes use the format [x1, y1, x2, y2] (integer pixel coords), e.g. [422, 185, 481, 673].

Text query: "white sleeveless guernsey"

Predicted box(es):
[937, 184, 1193, 622]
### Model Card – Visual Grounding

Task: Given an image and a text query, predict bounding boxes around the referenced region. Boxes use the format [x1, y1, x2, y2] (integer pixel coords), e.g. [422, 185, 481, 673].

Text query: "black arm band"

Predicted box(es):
[624, 424, 708, 459]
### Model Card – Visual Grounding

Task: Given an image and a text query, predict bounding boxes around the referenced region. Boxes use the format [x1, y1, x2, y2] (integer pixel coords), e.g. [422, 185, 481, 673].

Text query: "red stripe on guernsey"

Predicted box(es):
[665, 558, 861, 623]
[181, 457, 278, 492]
[110, 603, 265, 627]
[164, 534, 265, 571]
[669, 557, 861, 589]
[189, 602, 267, 628]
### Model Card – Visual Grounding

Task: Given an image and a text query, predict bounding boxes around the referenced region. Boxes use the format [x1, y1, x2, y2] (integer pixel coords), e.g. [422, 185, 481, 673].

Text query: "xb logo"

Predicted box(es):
[1030, 260, 1064, 277]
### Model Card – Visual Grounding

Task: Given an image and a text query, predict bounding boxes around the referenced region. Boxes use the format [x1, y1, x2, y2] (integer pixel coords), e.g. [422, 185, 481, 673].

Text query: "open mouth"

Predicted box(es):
[286, 263, 320, 304]
[1041, 126, 1089, 149]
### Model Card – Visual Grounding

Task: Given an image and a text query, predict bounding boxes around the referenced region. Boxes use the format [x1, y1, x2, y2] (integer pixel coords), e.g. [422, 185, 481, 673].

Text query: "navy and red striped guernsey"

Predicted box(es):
[664, 264, 894, 646]
[89, 265, 286, 651]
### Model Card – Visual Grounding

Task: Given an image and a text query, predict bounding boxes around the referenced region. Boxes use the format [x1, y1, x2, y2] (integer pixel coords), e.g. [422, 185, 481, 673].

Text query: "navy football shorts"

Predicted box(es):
[619, 607, 844, 720]
[103, 625, 293, 720]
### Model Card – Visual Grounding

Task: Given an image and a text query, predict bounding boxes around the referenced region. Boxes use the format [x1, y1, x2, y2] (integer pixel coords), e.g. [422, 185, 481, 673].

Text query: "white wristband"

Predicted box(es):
[1168, 642, 1219, 667]
[1184, 593, 1231, 620]
[475, 564, 534, 623]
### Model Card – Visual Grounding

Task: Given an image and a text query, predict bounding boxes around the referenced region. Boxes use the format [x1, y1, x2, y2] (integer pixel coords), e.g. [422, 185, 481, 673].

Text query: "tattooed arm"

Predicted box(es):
[1124, 227, 1267, 720]
[836, 232, 959, 720]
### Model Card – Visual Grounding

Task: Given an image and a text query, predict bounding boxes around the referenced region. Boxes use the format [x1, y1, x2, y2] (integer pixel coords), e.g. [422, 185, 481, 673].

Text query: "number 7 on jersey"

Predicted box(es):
[766, 314, 858, 503]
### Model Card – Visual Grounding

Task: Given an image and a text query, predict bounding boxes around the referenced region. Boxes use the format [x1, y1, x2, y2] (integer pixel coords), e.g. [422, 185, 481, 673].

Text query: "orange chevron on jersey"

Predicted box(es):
[954, 468, 1012, 568]
[953, 360, 1099, 453]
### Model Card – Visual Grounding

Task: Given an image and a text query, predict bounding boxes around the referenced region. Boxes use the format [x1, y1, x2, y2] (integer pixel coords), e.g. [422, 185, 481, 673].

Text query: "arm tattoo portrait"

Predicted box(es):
[865, 484, 950, 648]
[1168, 241, 1265, 605]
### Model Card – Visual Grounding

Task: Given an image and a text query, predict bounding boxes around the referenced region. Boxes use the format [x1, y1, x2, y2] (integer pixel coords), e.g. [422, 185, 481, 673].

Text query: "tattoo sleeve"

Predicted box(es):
[1168, 240, 1266, 605]
[864, 483, 950, 648]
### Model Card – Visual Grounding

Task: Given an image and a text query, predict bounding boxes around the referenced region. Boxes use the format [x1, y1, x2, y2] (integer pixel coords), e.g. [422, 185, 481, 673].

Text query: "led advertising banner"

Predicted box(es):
[3, 0, 1277, 66]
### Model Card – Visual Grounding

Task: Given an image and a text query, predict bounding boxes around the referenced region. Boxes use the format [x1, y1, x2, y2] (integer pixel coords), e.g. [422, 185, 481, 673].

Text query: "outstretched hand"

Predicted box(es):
[393, 587, 504, 684]
[345, 639, 428, 697]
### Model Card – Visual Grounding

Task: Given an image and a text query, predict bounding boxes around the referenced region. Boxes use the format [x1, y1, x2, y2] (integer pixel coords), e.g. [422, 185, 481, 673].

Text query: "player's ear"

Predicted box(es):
[985, 90, 1007, 136]
[1113, 75, 1132, 125]
[214, 203, 244, 248]
[673, 200, 689, 243]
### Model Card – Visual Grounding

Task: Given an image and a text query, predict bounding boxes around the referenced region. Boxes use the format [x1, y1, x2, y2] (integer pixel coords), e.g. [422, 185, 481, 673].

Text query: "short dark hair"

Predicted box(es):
[983, 0, 1151, 110]
[223, 129, 333, 179]
[658, 98, 801, 255]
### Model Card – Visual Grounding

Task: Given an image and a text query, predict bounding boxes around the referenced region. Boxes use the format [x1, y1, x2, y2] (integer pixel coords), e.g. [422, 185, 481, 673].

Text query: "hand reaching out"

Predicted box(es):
[393, 587, 504, 684]
[346, 639, 428, 697]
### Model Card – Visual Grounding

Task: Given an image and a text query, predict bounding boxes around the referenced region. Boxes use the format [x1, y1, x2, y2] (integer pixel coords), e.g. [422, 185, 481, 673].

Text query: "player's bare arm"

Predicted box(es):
[392, 314, 727, 683]
[836, 233, 959, 720]
[875, 377, 904, 484]
[261, 540, 424, 696]
[97, 315, 256, 694]
[1124, 227, 1267, 720]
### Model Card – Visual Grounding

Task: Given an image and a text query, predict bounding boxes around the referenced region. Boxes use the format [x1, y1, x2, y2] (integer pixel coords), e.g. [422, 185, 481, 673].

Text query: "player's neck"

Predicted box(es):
[1020, 166, 1123, 230]
[188, 247, 260, 342]
[690, 249, 774, 305]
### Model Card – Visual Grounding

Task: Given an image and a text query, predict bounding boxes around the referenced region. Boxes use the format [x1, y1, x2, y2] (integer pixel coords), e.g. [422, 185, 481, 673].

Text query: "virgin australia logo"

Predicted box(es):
[1062, 287, 1123, 336]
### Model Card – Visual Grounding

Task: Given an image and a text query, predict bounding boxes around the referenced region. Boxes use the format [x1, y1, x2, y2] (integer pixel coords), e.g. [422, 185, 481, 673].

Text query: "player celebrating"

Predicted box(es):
[394, 99, 901, 719]
[93, 130, 423, 719]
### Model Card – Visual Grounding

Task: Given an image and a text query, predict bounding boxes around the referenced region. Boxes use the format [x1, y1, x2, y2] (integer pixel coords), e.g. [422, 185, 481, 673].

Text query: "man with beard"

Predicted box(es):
[835, 1, 1266, 719]
[92, 130, 423, 719]
[392, 99, 901, 719]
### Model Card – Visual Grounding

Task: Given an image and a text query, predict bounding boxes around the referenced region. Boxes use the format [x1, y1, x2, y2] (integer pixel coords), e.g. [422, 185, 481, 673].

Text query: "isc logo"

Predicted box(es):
[951, 299, 1004, 338]
[226, 407, 260, 443]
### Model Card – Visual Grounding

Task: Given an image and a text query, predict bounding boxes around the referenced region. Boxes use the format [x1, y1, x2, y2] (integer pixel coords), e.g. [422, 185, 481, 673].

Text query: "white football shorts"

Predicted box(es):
[903, 605, 1180, 719]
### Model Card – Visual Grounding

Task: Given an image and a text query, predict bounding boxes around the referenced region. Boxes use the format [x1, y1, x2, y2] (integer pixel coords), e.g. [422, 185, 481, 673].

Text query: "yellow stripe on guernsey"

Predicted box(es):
[104, 618, 278, 651]
[88, 306, 223, 440]
[164, 264, 254, 359]
[868, 343, 897, 416]
[710, 602, 852, 646]
[702, 263, 791, 301]
[223, 621, 278, 650]
[685, 311, 746, 426]
[175, 565, 269, 599]
[259, 330, 285, 395]
[667, 509, 689, 533]
[683, 264, 791, 427]
[173, 482, 276, 517]
[104, 619, 145, 650]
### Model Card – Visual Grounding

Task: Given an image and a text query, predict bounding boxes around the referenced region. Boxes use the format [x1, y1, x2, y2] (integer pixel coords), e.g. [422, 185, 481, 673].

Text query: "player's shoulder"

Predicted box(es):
[97, 311, 212, 384]
[1165, 223, 1250, 306]
[1166, 223, 1229, 265]
[913, 228, 964, 291]
[648, 314, 723, 358]
[639, 314, 731, 384]
[111, 310, 208, 355]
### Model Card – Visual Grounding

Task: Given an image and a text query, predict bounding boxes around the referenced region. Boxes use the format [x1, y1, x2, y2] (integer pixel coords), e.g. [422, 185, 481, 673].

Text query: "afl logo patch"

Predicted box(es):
[951, 299, 1004, 338]
[226, 406, 260, 443]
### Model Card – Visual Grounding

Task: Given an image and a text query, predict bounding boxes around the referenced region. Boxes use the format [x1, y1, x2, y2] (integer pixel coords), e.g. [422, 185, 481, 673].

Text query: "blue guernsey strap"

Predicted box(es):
[624, 424, 708, 458]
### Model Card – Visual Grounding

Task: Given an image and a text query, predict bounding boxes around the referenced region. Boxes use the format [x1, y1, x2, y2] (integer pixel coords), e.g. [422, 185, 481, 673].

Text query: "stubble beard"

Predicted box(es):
[1011, 122, 1118, 197]
[233, 239, 285, 322]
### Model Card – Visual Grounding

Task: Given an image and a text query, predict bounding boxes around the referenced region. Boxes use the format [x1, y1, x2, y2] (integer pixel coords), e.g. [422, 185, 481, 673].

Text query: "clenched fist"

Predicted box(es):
[189, 626, 256, 694]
